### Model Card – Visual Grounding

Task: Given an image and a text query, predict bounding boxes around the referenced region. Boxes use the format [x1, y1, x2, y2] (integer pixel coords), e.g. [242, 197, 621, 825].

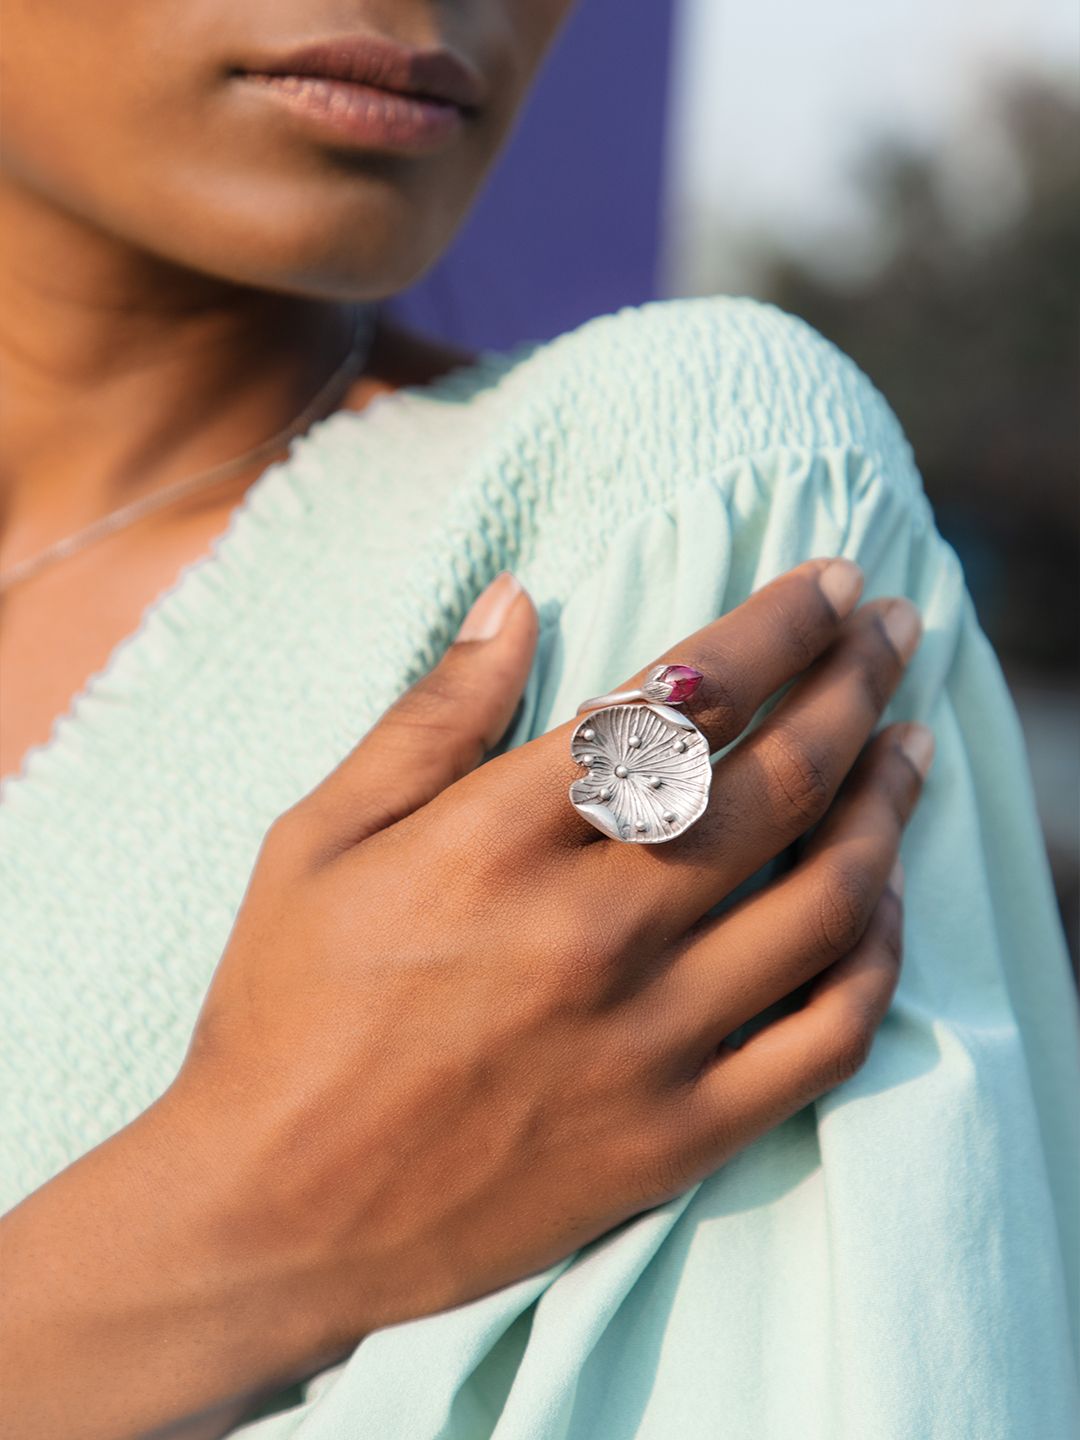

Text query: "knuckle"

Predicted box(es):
[846, 728, 916, 829]
[873, 758, 913, 833]
[887, 729, 924, 804]
[405, 662, 464, 710]
[855, 642, 894, 716]
[624, 1106, 697, 1205]
[825, 1003, 876, 1083]
[875, 892, 905, 965]
[696, 647, 749, 742]
[395, 677, 468, 736]
[424, 790, 508, 892]
[390, 687, 486, 772]
[777, 593, 823, 670]
[682, 1080, 740, 1176]
[814, 854, 877, 956]
[419, 755, 544, 897]
[543, 892, 619, 999]
[259, 804, 317, 871]
[762, 724, 833, 826]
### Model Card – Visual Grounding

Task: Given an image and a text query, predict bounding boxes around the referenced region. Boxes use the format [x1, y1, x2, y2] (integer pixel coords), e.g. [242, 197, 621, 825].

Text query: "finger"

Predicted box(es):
[677, 874, 905, 1185]
[660, 721, 932, 1068]
[521, 556, 866, 846]
[592, 595, 923, 934]
[297, 572, 538, 853]
[599, 555, 866, 755]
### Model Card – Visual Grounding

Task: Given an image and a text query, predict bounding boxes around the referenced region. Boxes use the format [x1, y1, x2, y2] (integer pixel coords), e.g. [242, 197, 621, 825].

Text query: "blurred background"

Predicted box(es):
[385, 0, 1079, 969]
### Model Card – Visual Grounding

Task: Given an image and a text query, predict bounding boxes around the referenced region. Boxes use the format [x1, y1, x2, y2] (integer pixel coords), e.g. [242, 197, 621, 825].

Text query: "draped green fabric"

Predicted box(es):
[2, 297, 1076, 1439]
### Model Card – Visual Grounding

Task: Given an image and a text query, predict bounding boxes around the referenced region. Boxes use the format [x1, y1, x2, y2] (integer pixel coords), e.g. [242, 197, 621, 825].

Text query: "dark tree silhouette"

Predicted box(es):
[757, 78, 1078, 673]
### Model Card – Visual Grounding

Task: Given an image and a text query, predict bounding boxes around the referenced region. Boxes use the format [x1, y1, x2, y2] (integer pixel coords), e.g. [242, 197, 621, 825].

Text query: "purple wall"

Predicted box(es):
[384, 0, 676, 352]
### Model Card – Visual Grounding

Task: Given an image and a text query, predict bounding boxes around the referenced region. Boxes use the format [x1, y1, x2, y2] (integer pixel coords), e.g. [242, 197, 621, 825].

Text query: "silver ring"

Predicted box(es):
[568, 664, 712, 843]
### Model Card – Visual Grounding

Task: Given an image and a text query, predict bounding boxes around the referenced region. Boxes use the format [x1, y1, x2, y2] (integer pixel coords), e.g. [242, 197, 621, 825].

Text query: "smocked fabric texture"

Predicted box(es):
[1, 297, 1076, 1438]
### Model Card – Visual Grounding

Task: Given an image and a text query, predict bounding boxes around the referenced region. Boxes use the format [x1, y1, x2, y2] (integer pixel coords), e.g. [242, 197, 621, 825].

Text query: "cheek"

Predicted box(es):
[0, 0, 180, 192]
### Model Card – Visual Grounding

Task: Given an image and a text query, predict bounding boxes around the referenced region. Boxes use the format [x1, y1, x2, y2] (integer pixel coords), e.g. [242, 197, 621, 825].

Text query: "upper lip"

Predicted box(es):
[239, 34, 486, 113]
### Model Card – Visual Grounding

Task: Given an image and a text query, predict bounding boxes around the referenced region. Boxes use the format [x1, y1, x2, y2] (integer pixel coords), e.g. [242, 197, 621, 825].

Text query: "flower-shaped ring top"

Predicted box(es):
[569, 665, 712, 844]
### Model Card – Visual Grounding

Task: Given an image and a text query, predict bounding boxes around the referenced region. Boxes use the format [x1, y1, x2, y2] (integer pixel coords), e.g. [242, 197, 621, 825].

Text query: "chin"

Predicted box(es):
[117, 164, 461, 300]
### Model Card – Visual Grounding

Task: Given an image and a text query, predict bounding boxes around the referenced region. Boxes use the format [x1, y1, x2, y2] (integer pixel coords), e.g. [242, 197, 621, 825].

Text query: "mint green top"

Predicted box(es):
[2, 297, 1077, 1438]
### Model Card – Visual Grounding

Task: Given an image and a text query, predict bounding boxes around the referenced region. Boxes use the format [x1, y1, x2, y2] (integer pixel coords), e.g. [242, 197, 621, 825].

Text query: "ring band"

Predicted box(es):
[569, 664, 711, 843]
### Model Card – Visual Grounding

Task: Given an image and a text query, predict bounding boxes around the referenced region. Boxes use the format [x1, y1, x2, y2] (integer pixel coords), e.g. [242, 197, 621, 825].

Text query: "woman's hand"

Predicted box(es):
[178, 561, 931, 1337]
[0, 561, 933, 1440]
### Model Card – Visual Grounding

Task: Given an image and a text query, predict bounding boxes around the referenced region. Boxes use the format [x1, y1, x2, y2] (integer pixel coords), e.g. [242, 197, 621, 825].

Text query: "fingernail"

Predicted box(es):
[455, 571, 523, 642]
[898, 722, 935, 779]
[887, 858, 905, 897]
[882, 599, 923, 663]
[818, 558, 864, 619]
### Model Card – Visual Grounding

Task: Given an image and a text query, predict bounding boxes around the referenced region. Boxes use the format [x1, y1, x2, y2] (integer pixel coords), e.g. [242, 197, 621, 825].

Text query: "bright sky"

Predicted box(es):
[662, 0, 1078, 290]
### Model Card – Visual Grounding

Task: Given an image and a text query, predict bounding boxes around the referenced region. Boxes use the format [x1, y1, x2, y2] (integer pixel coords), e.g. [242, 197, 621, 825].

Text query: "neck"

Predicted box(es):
[0, 178, 363, 569]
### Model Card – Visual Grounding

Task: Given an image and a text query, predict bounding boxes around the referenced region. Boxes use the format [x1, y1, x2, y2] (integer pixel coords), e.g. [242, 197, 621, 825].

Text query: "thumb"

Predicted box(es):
[300, 572, 538, 851]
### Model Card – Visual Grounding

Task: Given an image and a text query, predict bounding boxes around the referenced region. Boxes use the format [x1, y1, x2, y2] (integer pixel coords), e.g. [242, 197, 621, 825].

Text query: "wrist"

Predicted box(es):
[0, 1084, 358, 1440]
[143, 1081, 361, 1387]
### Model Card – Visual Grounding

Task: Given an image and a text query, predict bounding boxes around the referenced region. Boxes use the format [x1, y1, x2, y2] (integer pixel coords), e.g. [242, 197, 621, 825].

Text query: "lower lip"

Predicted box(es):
[240, 73, 465, 154]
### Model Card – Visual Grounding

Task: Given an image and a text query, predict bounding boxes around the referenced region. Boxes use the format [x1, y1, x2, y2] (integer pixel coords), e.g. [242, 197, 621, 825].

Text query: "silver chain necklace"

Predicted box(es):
[0, 304, 378, 597]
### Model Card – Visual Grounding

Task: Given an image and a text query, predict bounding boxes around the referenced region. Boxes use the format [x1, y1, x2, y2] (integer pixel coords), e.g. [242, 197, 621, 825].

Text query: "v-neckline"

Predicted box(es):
[0, 343, 526, 811]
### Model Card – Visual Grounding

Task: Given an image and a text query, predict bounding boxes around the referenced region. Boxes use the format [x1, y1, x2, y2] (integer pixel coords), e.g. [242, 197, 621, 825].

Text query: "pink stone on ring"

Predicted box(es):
[646, 664, 703, 705]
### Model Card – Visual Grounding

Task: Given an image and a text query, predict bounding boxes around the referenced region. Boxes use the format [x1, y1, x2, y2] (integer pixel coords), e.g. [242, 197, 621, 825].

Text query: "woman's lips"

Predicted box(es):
[234, 34, 484, 155]
[240, 71, 466, 154]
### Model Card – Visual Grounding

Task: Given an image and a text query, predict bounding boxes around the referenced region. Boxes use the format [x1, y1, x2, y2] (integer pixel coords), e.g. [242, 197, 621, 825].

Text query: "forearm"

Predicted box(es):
[0, 1093, 350, 1440]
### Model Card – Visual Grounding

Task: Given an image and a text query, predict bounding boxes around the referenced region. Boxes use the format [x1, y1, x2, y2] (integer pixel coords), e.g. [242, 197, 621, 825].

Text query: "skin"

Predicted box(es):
[0, 0, 573, 772]
[0, 5, 935, 1439]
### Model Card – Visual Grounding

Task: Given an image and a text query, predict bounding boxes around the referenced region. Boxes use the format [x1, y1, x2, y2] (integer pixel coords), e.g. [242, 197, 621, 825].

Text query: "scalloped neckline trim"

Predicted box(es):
[0, 341, 531, 809]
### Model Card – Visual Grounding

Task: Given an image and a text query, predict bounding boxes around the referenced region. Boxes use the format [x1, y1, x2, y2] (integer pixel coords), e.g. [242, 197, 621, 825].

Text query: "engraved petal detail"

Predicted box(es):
[569, 702, 711, 843]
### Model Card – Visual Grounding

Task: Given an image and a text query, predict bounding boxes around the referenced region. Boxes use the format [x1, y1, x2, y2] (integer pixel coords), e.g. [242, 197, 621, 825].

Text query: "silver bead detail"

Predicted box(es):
[568, 698, 712, 843]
